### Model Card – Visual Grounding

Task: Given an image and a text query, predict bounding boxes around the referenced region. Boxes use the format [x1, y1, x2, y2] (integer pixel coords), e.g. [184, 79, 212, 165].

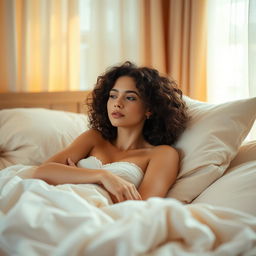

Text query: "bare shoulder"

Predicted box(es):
[146, 144, 180, 168]
[149, 145, 179, 160]
[44, 129, 105, 164]
[81, 128, 101, 137]
[78, 128, 104, 144]
[138, 144, 179, 199]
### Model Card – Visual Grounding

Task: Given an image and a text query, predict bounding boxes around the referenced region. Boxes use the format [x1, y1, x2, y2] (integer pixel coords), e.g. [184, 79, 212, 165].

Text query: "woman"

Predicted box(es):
[34, 61, 189, 204]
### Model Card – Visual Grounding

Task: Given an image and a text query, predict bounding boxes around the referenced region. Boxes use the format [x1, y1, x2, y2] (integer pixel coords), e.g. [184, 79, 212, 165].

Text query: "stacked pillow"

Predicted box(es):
[192, 140, 256, 215]
[167, 96, 256, 203]
[0, 108, 88, 168]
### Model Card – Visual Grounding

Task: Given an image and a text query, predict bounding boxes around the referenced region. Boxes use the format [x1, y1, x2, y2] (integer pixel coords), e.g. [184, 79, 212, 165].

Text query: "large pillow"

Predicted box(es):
[167, 96, 256, 203]
[0, 108, 88, 169]
[228, 140, 256, 169]
[191, 140, 256, 215]
[191, 161, 256, 216]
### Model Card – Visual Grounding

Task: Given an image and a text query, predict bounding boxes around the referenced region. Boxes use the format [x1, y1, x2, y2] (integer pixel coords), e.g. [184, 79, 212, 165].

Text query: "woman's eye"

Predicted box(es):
[126, 96, 136, 101]
[109, 94, 117, 99]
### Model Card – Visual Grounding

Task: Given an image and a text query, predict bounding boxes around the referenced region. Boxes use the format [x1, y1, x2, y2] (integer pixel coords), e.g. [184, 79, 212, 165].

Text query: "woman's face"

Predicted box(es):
[107, 76, 148, 128]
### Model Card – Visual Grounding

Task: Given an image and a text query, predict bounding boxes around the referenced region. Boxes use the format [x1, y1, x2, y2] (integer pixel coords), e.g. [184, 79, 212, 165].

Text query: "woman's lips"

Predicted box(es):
[111, 111, 124, 118]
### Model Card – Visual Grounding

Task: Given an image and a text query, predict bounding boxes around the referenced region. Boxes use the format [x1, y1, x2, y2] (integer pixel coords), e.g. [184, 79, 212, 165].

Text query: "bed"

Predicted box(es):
[0, 91, 256, 256]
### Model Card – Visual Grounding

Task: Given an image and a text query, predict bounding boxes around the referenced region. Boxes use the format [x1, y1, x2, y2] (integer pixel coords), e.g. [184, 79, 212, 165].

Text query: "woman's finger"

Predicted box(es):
[123, 189, 134, 201]
[121, 185, 141, 201]
[130, 187, 142, 200]
[109, 193, 118, 204]
[67, 157, 76, 166]
[115, 192, 124, 203]
[134, 186, 142, 200]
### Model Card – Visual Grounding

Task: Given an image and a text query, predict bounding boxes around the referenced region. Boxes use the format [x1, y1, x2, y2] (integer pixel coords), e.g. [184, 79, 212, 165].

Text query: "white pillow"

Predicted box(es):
[228, 140, 256, 169]
[191, 141, 256, 215]
[167, 96, 256, 203]
[191, 161, 256, 216]
[0, 108, 88, 169]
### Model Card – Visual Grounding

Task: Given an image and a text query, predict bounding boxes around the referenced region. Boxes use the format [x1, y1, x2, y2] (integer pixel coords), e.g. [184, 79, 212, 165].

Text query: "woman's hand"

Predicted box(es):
[67, 157, 76, 167]
[100, 171, 142, 203]
[67, 157, 142, 203]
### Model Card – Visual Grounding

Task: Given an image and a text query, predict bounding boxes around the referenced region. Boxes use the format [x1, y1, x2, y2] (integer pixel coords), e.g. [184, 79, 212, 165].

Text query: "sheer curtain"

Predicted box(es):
[0, 0, 207, 100]
[207, 0, 256, 139]
[79, 0, 169, 91]
[0, 0, 80, 92]
[79, 0, 207, 101]
[79, 0, 144, 90]
[207, 0, 256, 102]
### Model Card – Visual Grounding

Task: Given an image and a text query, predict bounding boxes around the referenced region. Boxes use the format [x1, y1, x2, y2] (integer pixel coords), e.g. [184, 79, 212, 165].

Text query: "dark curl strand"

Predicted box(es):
[86, 61, 190, 146]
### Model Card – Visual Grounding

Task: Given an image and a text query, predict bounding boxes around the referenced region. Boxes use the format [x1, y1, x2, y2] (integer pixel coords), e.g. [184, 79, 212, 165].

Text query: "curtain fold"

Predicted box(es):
[167, 0, 207, 101]
[80, 0, 207, 100]
[0, 0, 80, 92]
[138, 0, 167, 74]
[0, 0, 16, 92]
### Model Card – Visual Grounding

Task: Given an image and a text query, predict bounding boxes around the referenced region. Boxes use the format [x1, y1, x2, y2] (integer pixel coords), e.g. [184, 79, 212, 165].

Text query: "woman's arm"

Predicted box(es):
[138, 145, 179, 200]
[34, 128, 104, 184]
[66, 158, 141, 203]
[33, 130, 141, 202]
[34, 162, 105, 185]
[42, 129, 98, 165]
[35, 161, 141, 202]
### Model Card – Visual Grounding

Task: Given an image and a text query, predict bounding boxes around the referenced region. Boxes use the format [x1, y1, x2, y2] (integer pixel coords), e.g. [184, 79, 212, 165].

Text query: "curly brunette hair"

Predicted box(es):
[86, 61, 189, 146]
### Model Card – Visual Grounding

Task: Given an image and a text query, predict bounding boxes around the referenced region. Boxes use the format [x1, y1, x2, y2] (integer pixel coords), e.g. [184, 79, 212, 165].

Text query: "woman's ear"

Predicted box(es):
[145, 111, 152, 119]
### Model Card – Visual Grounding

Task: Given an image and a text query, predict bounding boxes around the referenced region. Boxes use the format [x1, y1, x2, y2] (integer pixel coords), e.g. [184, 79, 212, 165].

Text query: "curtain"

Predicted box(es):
[249, 0, 256, 97]
[0, 0, 80, 92]
[207, 0, 256, 140]
[0, 0, 207, 101]
[207, 0, 256, 102]
[79, 0, 207, 101]
[167, 0, 207, 101]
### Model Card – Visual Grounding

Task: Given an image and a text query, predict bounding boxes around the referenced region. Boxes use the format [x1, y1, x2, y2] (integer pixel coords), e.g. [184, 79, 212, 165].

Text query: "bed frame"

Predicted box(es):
[0, 91, 91, 113]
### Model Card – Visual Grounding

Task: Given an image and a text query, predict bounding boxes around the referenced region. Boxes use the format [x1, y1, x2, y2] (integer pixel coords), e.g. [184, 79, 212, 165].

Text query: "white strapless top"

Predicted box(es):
[77, 156, 144, 188]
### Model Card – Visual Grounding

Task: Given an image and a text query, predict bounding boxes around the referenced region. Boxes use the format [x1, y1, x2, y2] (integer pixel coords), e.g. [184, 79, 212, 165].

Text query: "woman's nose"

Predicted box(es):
[114, 98, 123, 108]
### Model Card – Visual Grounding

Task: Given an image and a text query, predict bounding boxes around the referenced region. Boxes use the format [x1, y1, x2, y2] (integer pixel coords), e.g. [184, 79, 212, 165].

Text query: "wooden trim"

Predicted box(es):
[0, 91, 91, 113]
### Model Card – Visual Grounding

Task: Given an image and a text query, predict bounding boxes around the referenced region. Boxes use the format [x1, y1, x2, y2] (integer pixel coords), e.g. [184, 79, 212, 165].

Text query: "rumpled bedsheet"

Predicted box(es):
[0, 165, 256, 256]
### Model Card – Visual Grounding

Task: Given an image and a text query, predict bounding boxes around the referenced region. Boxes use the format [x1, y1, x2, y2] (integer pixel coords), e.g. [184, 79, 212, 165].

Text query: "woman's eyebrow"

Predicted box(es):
[110, 88, 139, 96]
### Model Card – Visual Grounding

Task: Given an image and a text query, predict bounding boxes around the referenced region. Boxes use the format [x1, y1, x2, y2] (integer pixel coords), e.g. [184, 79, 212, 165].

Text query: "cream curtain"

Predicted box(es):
[0, 0, 80, 92]
[167, 0, 207, 101]
[207, 0, 255, 140]
[79, 0, 169, 91]
[207, 0, 256, 103]
[80, 0, 207, 101]
[79, 0, 145, 91]
[0, 0, 207, 101]
[207, 0, 256, 102]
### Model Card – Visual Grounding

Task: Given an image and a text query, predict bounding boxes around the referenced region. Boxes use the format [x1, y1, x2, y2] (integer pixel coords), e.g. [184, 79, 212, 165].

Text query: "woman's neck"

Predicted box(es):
[113, 128, 147, 151]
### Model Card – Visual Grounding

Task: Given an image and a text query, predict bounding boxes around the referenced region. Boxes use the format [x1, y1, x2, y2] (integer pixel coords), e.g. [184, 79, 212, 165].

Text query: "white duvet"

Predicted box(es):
[0, 164, 256, 256]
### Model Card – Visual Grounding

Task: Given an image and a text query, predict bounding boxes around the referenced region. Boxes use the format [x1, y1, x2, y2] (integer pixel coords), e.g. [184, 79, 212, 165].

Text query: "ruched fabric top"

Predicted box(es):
[77, 156, 144, 188]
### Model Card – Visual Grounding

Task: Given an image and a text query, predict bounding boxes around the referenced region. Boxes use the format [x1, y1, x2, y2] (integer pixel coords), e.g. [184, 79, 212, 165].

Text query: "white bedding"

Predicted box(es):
[0, 164, 256, 256]
[1, 96, 256, 255]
